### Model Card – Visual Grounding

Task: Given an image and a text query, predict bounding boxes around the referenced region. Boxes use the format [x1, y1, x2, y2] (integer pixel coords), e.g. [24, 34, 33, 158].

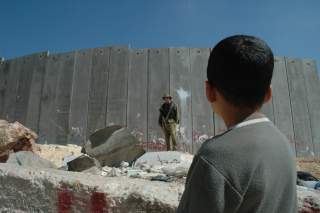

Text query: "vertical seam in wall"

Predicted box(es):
[189, 48, 194, 154]
[302, 60, 316, 159]
[36, 52, 49, 134]
[84, 49, 93, 141]
[68, 51, 78, 144]
[37, 52, 49, 135]
[168, 48, 171, 95]
[284, 56, 297, 157]
[126, 47, 130, 127]
[146, 49, 150, 151]
[105, 47, 111, 127]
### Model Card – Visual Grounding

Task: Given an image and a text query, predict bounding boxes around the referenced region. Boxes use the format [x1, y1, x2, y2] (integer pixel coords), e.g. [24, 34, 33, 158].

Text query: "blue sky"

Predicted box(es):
[0, 0, 319, 72]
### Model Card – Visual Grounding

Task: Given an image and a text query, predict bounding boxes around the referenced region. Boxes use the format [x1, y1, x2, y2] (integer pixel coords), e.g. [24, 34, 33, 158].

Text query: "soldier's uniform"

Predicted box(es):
[158, 94, 179, 151]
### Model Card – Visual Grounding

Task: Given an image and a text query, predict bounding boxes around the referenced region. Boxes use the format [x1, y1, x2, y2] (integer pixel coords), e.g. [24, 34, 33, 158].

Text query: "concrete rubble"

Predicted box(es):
[0, 120, 38, 162]
[83, 125, 145, 167]
[0, 120, 320, 212]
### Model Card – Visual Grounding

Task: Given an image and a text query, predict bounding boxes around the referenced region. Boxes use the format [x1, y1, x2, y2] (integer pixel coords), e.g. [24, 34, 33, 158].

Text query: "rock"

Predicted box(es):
[67, 154, 101, 172]
[83, 125, 145, 167]
[0, 120, 38, 162]
[120, 161, 129, 168]
[297, 185, 320, 212]
[5, 151, 57, 169]
[134, 151, 193, 167]
[134, 151, 193, 178]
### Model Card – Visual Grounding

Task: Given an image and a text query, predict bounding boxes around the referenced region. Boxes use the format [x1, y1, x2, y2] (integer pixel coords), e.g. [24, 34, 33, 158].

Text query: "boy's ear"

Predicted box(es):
[205, 81, 217, 103]
[263, 86, 272, 103]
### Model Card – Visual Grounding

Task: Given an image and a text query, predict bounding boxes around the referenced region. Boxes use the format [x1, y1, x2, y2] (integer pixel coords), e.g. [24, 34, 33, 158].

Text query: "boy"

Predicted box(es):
[177, 35, 297, 213]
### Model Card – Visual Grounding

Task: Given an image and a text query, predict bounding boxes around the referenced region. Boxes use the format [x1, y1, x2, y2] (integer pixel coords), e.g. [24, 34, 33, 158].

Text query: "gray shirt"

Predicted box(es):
[177, 113, 297, 213]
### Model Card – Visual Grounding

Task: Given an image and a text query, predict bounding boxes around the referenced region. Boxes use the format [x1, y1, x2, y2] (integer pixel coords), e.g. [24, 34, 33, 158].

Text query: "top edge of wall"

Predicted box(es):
[2, 45, 318, 64]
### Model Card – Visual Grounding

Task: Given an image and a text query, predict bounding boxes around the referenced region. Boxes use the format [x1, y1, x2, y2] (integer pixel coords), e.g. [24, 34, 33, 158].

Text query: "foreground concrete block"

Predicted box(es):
[84, 126, 145, 167]
[0, 164, 182, 213]
[0, 164, 319, 212]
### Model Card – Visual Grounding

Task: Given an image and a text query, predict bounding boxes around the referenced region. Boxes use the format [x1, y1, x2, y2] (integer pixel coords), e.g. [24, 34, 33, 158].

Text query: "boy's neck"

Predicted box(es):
[218, 104, 257, 129]
[222, 110, 255, 129]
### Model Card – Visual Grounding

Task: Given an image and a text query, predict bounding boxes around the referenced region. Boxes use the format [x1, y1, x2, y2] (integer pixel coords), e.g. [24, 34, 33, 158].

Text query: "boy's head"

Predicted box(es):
[206, 35, 274, 111]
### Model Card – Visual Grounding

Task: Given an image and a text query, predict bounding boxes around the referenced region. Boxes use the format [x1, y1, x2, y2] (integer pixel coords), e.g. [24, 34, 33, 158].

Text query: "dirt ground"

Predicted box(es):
[296, 158, 320, 179]
[34, 144, 82, 168]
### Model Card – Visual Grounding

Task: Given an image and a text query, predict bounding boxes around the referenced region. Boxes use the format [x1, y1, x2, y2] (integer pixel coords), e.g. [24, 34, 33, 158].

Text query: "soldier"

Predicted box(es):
[158, 94, 179, 151]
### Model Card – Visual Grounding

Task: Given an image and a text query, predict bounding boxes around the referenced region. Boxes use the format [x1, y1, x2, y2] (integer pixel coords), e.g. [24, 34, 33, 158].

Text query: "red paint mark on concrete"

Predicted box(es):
[58, 190, 73, 213]
[91, 192, 109, 213]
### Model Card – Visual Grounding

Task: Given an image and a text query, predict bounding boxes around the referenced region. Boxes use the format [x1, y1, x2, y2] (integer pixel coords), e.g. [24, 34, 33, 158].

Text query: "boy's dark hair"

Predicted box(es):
[207, 35, 274, 108]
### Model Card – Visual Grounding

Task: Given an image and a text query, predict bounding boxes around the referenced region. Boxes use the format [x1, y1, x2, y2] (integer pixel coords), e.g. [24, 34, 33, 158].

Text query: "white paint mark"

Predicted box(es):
[176, 88, 191, 144]
[136, 113, 141, 119]
[177, 88, 190, 101]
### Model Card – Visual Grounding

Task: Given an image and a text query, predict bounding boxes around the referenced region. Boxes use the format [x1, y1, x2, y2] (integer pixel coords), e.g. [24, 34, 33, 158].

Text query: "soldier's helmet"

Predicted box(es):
[162, 94, 172, 100]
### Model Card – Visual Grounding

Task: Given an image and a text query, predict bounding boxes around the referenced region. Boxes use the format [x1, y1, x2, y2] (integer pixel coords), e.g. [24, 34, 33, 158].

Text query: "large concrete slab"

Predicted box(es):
[0, 60, 10, 118]
[0, 163, 183, 212]
[25, 52, 48, 132]
[286, 58, 314, 158]
[38, 54, 61, 144]
[68, 49, 93, 145]
[147, 48, 170, 151]
[87, 47, 110, 136]
[54, 52, 76, 145]
[272, 57, 296, 153]
[127, 49, 148, 143]
[169, 48, 192, 153]
[14, 53, 46, 125]
[2, 57, 23, 122]
[190, 48, 214, 153]
[106, 46, 129, 127]
[84, 126, 145, 167]
[302, 59, 320, 158]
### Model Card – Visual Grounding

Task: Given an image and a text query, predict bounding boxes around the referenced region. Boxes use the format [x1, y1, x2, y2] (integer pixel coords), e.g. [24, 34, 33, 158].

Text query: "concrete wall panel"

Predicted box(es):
[286, 58, 314, 158]
[68, 49, 93, 145]
[169, 48, 192, 152]
[127, 49, 148, 143]
[54, 52, 76, 145]
[106, 46, 129, 127]
[14, 54, 46, 125]
[190, 48, 214, 152]
[87, 47, 110, 136]
[25, 52, 48, 132]
[148, 48, 170, 151]
[38, 54, 61, 144]
[0, 60, 10, 118]
[272, 56, 296, 153]
[302, 60, 320, 158]
[2, 58, 23, 122]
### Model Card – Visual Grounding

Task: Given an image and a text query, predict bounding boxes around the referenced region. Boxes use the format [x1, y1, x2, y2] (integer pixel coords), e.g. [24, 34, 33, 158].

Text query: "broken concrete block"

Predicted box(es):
[5, 151, 57, 169]
[83, 126, 145, 167]
[134, 151, 193, 167]
[297, 185, 320, 212]
[0, 120, 38, 161]
[67, 154, 101, 172]
[134, 151, 194, 178]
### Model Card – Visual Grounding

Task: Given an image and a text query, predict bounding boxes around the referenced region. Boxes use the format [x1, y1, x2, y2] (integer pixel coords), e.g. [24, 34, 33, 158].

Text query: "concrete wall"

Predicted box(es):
[0, 46, 320, 158]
